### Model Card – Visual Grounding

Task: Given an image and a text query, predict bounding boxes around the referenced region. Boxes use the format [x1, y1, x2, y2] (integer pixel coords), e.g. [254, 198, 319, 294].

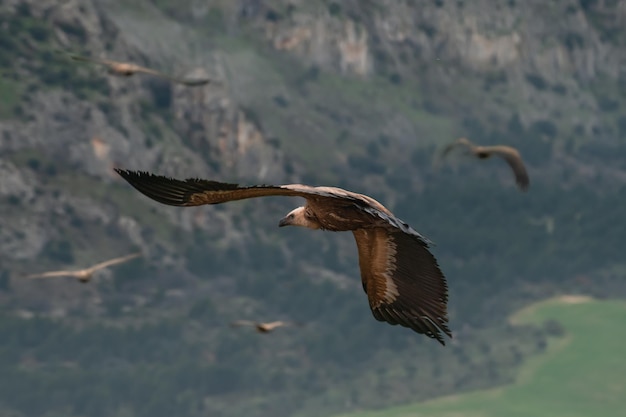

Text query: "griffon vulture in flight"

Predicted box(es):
[25, 252, 142, 283]
[442, 137, 530, 191]
[230, 320, 298, 333]
[68, 53, 212, 86]
[115, 169, 451, 345]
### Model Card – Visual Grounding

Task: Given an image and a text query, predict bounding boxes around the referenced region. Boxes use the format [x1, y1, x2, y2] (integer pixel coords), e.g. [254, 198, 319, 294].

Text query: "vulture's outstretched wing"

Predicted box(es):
[114, 170, 428, 240]
[114, 170, 431, 243]
[441, 137, 475, 158]
[68, 53, 119, 67]
[262, 321, 295, 330]
[25, 270, 80, 279]
[230, 320, 257, 328]
[115, 169, 315, 204]
[88, 252, 142, 273]
[114, 170, 388, 211]
[353, 228, 450, 345]
[486, 146, 530, 191]
[69, 54, 211, 86]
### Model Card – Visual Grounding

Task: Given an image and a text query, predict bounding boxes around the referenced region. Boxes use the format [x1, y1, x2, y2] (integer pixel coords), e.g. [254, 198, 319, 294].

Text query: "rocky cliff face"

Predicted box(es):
[248, 0, 626, 137]
[2, 0, 625, 319]
[0, 0, 288, 273]
[1, 0, 626, 308]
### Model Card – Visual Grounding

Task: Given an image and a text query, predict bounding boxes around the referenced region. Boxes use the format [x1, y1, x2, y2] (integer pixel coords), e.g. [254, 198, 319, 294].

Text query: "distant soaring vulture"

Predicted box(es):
[25, 252, 142, 283]
[116, 169, 451, 344]
[442, 137, 530, 191]
[230, 320, 298, 333]
[68, 53, 212, 86]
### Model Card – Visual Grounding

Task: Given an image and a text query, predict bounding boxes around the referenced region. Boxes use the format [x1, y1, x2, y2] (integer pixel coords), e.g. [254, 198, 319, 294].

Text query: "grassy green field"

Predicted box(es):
[336, 296, 626, 417]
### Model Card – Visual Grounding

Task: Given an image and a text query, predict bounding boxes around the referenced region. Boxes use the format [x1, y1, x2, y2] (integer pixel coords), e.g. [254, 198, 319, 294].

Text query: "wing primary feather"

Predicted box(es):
[115, 169, 240, 206]
[356, 229, 451, 345]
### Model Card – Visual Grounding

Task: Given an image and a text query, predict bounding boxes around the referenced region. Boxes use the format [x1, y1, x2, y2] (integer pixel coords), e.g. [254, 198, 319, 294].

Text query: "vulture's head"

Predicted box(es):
[278, 207, 320, 229]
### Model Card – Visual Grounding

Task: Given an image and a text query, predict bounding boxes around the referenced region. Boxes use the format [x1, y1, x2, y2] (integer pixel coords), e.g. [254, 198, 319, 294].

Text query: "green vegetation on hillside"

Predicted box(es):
[0, 3, 110, 113]
[0, 300, 554, 417]
[335, 297, 626, 417]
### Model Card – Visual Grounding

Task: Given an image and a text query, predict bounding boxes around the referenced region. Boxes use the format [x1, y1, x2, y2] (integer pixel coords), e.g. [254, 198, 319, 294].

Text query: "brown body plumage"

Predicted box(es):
[442, 137, 530, 191]
[115, 169, 451, 345]
[230, 320, 297, 333]
[68, 54, 212, 86]
[25, 252, 142, 283]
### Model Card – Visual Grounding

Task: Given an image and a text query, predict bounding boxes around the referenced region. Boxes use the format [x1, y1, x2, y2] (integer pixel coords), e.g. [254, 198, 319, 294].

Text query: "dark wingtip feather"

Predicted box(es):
[114, 169, 195, 206]
[115, 169, 247, 207]
[372, 306, 451, 346]
[369, 231, 451, 346]
[518, 176, 530, 192]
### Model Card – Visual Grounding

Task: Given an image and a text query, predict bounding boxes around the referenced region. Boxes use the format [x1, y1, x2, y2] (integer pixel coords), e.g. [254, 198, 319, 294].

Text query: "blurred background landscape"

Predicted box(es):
[1, 0, 625, 416]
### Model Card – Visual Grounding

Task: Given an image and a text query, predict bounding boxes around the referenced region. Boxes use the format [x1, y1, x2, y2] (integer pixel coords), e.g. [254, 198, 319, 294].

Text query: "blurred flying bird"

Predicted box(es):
[68, 53, 212, 86]
[25, 252, 142, 283]
[230, 320, 298, 333]
[528, 215, 555, 235]
[441, 137, 530, 191]
[115, 169, 451, 345]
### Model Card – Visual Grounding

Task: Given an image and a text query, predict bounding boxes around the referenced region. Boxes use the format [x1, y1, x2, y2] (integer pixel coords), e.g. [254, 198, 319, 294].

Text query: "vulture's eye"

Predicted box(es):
[288, 214, 294, 219]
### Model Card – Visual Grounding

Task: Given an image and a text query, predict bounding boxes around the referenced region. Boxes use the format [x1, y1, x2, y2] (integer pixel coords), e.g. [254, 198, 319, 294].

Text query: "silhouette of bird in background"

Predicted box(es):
[527, 215, 555, 235]
[230, 320, 299, 333]
[115, 169, 451, 345]
[68, 53, 213, 86]
[25, 252, 142, 283]
[441, 137, 530, 191]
